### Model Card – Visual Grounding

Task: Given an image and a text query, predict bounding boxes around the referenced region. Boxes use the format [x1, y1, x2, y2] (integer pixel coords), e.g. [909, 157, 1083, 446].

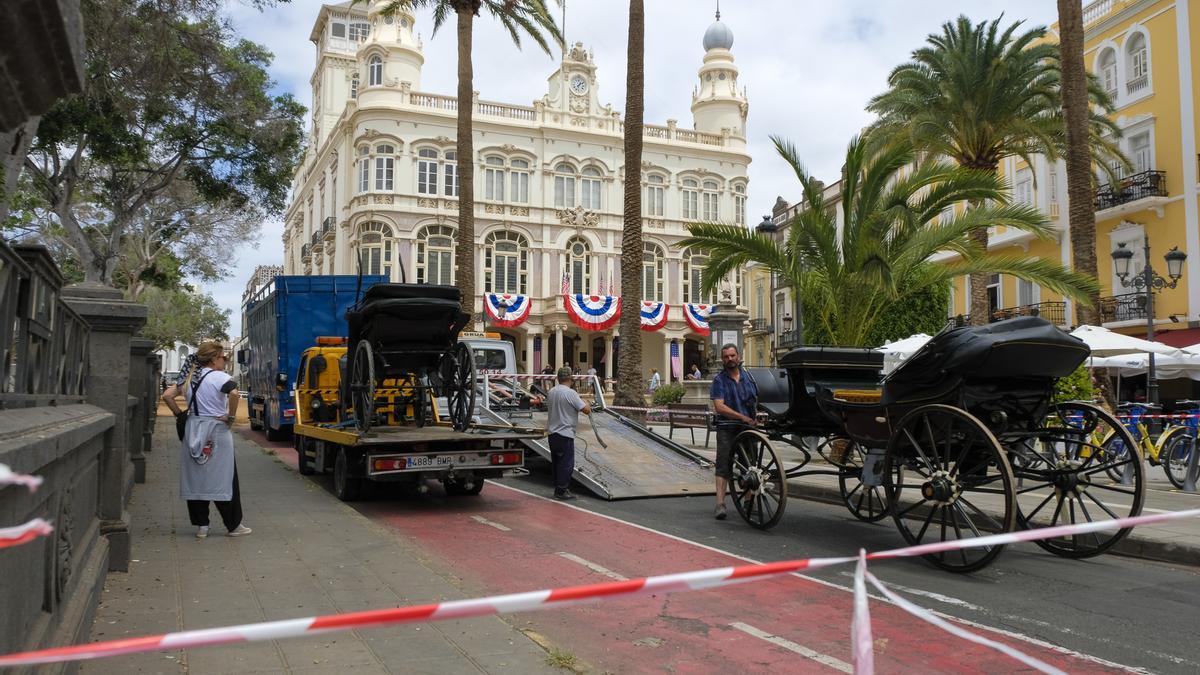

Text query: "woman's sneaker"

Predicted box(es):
[714, 504, 727, 520]
[195, 526, 209, 539]
[228, 525, 252, 537]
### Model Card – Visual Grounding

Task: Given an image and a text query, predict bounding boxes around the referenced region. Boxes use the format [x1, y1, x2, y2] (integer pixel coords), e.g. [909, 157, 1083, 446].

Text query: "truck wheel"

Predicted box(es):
[265, 424, 285, 442]
[295, 436, 314, 475]
[445, 480, 484, 496]
[333, 447, 362, 501]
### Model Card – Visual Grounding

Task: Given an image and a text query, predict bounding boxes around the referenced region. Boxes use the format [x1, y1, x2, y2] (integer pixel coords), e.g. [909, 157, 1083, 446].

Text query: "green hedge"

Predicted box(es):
[651, 383, 687, 405]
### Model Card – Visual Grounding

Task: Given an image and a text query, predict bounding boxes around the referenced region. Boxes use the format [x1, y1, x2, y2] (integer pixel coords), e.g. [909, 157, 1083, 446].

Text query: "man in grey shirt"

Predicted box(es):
[546, 367, 592, 500]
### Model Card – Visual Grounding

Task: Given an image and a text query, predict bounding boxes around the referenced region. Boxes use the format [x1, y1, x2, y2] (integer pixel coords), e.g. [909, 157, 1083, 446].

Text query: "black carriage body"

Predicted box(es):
[346, 283, 470, 377]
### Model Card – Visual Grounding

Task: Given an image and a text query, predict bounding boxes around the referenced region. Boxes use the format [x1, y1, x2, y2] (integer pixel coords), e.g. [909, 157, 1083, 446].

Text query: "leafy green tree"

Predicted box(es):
[373, 1, 561, 304]
[140, 286, 230, 350]
[22, 0, 304, 285]
[681, 134, 1099, 347]
[867, 15, 1121, 325]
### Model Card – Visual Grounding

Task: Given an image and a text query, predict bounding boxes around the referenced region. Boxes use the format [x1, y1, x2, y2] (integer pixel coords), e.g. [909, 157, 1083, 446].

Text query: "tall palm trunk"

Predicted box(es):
[614, 0, 644, 407]
[968, 229, 991, 325]
[454, 5, 476, 312]
[1058, 0, 1100, 325]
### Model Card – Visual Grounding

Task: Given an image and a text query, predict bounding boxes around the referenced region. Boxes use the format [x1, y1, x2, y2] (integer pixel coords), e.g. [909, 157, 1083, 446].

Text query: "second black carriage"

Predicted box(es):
[733, 316, 1145, 572]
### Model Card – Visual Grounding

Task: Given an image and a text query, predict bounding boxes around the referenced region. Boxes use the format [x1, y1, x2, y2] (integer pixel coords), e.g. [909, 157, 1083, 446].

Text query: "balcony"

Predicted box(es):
[778, 330, 801, 349]
[945, 314, 968, 330]
[321, 217, 335, 239]
[1100, 292, 1147, 323]
[1095, 170, 1167, 213]
[301, 243, 311, 262]
[990, 301, 1066, 326]
[749, 318, 771, 334]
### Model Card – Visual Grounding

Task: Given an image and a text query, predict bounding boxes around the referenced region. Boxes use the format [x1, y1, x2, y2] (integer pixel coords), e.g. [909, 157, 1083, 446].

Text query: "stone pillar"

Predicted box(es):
[61, 283, 147, 572]
[603, 335, 613, 382]
[554, 325, 564, 370]
[662, 339, 672, 383]
[705, 290, 750, 377]
[127, 338, 154, 483]
[523, 334, 534, 373]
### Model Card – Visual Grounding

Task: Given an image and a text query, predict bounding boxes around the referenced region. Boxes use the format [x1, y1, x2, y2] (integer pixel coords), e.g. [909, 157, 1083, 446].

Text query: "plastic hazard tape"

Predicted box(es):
[0, 464, 43, 491]
[0, 518, 54, 550]
[2, 507, 1198, 669]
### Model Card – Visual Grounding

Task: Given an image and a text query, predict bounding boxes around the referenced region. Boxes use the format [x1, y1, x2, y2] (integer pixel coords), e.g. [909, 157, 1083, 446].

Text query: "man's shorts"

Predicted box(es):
[714, 428, 740, 479]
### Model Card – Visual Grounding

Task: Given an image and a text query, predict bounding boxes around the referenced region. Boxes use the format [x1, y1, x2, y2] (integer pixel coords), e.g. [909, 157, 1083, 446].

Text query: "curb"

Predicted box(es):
[785, 480, 1200, 569]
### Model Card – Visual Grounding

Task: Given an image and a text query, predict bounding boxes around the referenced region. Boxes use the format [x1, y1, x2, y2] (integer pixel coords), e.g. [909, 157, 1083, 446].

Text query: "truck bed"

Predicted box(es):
[297, 422, 539, 449]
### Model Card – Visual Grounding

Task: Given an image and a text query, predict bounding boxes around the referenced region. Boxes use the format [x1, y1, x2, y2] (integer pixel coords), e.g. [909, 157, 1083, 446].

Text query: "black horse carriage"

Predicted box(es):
[733, 316, 1145, 572]
[344, 283, 476, 433]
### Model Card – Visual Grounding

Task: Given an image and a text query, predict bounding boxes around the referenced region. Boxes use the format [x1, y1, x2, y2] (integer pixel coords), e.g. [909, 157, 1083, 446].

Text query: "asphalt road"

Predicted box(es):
[500, 460, 1200, 674]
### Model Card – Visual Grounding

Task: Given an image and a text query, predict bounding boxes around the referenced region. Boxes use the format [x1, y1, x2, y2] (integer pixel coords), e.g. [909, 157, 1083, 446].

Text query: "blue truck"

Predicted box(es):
[241, 274, 384, 440]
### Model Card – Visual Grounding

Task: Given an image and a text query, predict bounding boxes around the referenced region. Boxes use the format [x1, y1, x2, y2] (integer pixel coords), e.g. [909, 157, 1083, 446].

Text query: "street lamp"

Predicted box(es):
[1111, 237, 1188, 405]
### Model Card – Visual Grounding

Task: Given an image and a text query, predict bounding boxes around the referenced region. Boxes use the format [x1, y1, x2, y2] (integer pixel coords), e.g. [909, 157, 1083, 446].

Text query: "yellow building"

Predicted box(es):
[945, 0, 1199, 347]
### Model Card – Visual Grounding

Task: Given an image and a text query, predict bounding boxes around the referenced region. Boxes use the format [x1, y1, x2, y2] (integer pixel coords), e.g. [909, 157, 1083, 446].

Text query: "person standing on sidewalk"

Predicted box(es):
[709, 343, 758, 520]
[161, 341, 251, 539]
[545, 367, 591, 500]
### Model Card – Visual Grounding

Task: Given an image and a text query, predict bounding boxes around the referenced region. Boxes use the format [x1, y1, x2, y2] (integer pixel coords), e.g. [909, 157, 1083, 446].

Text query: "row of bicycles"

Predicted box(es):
[1102, 400, 1198, 489]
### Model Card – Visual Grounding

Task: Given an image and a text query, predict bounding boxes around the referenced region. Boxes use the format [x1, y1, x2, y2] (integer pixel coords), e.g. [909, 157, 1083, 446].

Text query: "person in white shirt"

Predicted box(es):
[162, 341, 250, 539]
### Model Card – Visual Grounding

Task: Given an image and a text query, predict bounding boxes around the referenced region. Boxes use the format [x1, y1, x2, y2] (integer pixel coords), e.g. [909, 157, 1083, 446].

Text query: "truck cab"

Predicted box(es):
[459, 332, 516, 375]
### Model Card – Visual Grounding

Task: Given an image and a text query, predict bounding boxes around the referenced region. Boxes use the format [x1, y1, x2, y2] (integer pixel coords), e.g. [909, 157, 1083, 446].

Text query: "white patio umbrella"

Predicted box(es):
[1090, 352, 1200, 380]
[1069, 325, 1182, 357]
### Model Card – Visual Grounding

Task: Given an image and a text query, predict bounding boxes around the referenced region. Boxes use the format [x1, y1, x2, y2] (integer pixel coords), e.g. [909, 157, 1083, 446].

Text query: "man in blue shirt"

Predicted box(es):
[709, 343, 757, 520]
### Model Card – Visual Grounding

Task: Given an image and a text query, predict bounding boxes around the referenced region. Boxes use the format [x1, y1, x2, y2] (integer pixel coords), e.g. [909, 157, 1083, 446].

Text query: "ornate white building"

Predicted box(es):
[282, 1, 751, 381]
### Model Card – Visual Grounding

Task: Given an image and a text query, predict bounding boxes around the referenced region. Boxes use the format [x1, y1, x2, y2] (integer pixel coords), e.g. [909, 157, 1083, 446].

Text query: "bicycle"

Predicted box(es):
[1162, 400, 1199, 489]
[1102, 402, 1194, 489]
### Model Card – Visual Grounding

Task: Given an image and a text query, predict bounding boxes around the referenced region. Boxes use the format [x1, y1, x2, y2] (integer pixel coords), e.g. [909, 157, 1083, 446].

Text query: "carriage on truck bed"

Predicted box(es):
[732, 316, 1145, 572]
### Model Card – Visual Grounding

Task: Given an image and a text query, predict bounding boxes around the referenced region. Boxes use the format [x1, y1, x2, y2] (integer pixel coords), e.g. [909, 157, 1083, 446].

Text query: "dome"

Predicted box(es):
[702, 19, 733, 51]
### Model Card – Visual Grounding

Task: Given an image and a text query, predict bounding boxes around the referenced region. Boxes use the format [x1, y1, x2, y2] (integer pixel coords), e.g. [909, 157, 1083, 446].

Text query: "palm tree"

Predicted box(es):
[614, 0, 644, 408]
[1057, 0, 1102, 325]
[376, 1, 561, 305]
[867, 15, 1120, 326]
[680, 134, 1099, 347]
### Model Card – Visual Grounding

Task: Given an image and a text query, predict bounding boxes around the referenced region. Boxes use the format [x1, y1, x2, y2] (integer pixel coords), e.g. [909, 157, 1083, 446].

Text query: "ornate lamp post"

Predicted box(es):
[1111, 237, 1188, 405]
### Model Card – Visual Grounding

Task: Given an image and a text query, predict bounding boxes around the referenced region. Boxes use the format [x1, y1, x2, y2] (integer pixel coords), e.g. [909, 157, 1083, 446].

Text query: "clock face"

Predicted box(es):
[570, 74, 588, 95]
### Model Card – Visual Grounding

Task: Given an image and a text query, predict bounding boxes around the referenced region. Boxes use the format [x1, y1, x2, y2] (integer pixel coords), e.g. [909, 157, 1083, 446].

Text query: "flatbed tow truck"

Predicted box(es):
[290, 338, 540, 501]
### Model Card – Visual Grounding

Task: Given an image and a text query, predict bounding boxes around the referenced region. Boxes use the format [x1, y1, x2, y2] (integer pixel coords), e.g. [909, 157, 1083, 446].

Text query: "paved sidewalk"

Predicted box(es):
[81, 414, 561, 674]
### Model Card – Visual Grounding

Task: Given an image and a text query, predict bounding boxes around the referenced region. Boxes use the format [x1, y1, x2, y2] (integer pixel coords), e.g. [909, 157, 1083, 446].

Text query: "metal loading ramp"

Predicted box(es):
[474, 385, 715, 500]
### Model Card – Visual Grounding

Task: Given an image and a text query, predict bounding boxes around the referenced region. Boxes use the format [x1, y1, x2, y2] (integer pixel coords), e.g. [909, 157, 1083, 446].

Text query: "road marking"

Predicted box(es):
[491, 482, 1144, 673]
[731, 621, 852, 673]
[836, 571, 985, 611]
[556, 552, 628, 580]
[470, 515, 511, 531]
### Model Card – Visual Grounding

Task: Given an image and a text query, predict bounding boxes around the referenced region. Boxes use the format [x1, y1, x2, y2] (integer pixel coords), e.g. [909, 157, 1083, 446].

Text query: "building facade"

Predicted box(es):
[282, 1, 752, 381]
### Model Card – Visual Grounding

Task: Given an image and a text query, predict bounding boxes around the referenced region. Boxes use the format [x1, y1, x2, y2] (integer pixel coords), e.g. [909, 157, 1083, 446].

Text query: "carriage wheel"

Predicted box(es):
[821, 436, 893, 523]
[885, 404, 1016, 573]
[730, 430, 787, 530]
[351, 340, 376, 434]
[1014, 402, 1144, 558]
[444, 342, 476, 432]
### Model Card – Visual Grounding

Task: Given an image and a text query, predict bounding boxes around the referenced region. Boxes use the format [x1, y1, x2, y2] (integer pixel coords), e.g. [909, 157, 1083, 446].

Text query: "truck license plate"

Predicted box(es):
[407, 455, 451, 468]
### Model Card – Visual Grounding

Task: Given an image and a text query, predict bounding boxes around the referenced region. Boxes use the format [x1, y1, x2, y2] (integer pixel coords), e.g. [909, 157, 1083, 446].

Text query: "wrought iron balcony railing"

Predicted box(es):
[990, 301, 1066, 325]
[749, 318, 771, 333]
[1095, 170, 1167, 211]
[1099, 292, 1148, 322]
[778, 330, 801, 349]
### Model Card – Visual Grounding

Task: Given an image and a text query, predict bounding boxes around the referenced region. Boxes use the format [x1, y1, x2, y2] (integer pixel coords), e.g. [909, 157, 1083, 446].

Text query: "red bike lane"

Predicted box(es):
[345, 480, 1130, 674]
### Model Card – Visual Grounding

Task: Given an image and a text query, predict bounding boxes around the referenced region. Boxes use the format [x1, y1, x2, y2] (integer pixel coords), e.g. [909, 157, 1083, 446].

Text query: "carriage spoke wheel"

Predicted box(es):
[820, 436, 893, 523]
[885, 404, 1016, 573]
[1015, 402, 1144, 558]
[351, 341, 376, 434]
[444, 342, 476, 432]
[730, 430, 787, 530]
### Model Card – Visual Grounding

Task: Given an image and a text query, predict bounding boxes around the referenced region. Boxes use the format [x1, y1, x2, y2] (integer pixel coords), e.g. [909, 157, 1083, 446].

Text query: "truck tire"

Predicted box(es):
[249, 406, 262, 431]
[333, 447, 362, 501]
[265, 424, 285, 442]
[295, 436, 314, 475]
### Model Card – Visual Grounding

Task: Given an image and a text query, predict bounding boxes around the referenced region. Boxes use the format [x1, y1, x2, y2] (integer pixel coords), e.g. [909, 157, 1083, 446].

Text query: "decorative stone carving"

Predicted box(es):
[363, 128, 379, 138]
[509, 206, 529, 217]
[442, 199, 458, 209]
[400, 81, 412, 92]
[372, 194, 394, 204]
[56, 489, 74, 601]
[558, 205, 599, 229]
[417, 197, 438, 208]
[570, 116, 587, 127]
[568, 43, 589, 62]
[569, 94, 587, 113]
[645, 219, 665, 229]
[485, 204, 504, 214]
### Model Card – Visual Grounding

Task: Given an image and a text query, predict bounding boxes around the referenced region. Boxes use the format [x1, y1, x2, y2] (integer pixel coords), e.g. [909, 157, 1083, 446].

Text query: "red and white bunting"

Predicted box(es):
[0, 518, 54, 550]
[483, 293, 531, 328]
[564, 294, 621, 332]
[639, 301, 669, 332]
[684, 303, 713, 336]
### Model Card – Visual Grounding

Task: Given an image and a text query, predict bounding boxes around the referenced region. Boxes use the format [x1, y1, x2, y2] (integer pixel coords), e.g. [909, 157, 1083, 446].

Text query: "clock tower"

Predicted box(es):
[690, 9, 747, 144]
[545, 42, 602, 116]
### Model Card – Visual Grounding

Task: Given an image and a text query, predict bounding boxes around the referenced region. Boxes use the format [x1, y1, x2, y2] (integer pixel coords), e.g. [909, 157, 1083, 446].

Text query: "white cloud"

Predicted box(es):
[212, 0, 1058, 334]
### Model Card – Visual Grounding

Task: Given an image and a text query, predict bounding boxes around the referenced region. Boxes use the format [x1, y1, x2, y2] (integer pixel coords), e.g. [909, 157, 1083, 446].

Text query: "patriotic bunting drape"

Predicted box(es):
[639, 301, 669, 332]
[563, 294, 621, 331]
[483, 294, 531, 327]
[684, 303, 713, 336]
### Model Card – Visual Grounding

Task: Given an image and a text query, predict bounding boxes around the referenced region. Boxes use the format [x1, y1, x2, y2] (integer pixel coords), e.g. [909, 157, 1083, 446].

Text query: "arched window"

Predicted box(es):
[359, 222, 394, 279]
[642, 242, 664, 302]
[443, 150, 458, 197]
[483, 156, 505, 201]
[350, 73, 359, 99]
[702, 180, 720, 221]
[416, 225, 455, 285]
[567, 236, 591, 295]
[1098, 48, 1117, 97]
[357, 145, 370, 193]
[510, 158, 530, 203]
[645, 174, 665, 216]
[733, 183, 746, 225]
[417, 148, 439, 194]
[484, 231, 528, 294]
[374, 144, 394, 191]
[368, 55, 383, 87]
[682, 247, 711, 304]
[1126, 32, 1149, 93]
[554, 163, 576, 208]
[681, 179, 699, 219]
[581, 167, 602, 209]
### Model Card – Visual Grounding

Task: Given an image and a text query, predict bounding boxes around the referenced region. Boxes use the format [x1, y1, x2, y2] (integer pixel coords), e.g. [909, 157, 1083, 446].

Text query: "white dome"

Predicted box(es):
[702, 19, 733, 51]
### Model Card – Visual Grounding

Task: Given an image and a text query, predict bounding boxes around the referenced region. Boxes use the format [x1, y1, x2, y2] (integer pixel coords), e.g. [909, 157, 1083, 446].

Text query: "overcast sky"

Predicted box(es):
[214, 0, 1059, 336]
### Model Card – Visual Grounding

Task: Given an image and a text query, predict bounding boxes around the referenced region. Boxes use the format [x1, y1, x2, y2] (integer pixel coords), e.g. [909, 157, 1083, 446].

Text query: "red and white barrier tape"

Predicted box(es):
[1, 507, 1197, 669]
[0, 518, 54, 550]
[0, 464, 43, 491]
[851, 551, 872, 674]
